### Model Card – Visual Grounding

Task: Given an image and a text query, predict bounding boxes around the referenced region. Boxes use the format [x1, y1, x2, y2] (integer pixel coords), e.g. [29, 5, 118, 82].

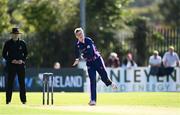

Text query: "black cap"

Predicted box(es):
[10, 28, 21, 34]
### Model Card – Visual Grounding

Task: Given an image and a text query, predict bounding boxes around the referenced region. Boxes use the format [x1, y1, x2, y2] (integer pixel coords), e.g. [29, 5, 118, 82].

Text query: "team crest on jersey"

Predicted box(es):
[87, 45, 90, 48]
[100, 66, 104, 70]
[87, 66, 90, 69]
[19, 46, 22, 50]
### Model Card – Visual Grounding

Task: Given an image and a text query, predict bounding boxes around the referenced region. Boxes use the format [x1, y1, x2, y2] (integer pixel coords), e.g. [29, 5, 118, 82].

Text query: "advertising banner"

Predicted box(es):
[0, 68, 85, 92]
[84, 67, 180, 92]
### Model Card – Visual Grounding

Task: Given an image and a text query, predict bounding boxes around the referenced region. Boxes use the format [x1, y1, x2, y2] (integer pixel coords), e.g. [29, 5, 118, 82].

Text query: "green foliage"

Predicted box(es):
[159, 0, 180, 26]
[22, 0, 76, 32]
[129, 0, 157, 7]
[86, 0, 131, 59]
[151, 31, 164, 43]
[0, 0, 10, 33]
[0, 0, 133, 67]
[20, 0, 79, 67]
[86, 0, 131, 30]
[131, 16, 150, 66]
[0, 1, 11, 59]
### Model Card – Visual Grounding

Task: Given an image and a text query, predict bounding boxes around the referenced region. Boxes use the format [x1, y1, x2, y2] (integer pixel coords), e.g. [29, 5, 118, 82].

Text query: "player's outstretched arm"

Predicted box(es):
[72, 58, 79, 66]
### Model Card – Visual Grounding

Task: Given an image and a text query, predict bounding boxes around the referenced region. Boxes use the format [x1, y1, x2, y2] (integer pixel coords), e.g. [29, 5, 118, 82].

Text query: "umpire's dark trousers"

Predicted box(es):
[6, 64, 26, 103]
[86, 57, 112, 102]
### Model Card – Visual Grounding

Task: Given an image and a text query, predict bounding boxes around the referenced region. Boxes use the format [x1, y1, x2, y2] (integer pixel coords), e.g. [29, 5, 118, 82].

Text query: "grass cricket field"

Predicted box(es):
[0, 92, 180, 115]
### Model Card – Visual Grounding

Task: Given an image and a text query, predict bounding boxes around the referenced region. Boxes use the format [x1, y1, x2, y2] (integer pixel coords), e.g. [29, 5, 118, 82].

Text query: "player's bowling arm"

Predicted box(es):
[72, 58, 79, 66]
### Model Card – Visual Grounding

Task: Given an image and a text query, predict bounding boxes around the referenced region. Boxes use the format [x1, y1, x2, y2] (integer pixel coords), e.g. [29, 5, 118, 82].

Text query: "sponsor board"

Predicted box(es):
[0, 68, 85, 92]
[84, 67, 180, 92]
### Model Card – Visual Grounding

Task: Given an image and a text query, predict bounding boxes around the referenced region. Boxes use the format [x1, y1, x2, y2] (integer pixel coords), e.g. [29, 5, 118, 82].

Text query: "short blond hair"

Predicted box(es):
[74, 27, 84, 34]
[153, 50, 158, 54]
[169, 46, 174, 50]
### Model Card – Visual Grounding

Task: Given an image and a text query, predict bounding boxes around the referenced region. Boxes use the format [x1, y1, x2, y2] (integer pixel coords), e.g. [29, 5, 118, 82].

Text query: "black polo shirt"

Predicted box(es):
[2, 38, 28, 64]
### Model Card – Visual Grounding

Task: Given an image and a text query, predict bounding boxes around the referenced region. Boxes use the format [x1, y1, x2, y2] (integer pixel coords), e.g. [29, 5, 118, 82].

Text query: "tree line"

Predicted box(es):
[0, 0, 179, 68]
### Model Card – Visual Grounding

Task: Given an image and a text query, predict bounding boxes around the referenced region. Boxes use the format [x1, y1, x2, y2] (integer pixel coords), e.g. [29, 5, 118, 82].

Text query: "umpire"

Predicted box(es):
[2, 28, 28, 104]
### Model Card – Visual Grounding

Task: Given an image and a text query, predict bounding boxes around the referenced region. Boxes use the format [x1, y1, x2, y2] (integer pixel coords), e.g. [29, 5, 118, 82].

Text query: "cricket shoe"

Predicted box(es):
[88, 100, 96, 106]
[111, 82, 118, 89]
[22, 101, 26, 104]
[6, 101, 10, 105]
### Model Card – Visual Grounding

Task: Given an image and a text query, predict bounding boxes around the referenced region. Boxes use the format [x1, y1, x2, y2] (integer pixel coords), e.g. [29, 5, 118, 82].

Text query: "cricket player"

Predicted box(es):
[72, 27, 117, 106]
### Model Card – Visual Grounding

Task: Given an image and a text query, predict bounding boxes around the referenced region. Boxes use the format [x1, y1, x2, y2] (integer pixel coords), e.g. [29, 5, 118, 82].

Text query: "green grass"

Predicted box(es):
[0, 92, 180, 115]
